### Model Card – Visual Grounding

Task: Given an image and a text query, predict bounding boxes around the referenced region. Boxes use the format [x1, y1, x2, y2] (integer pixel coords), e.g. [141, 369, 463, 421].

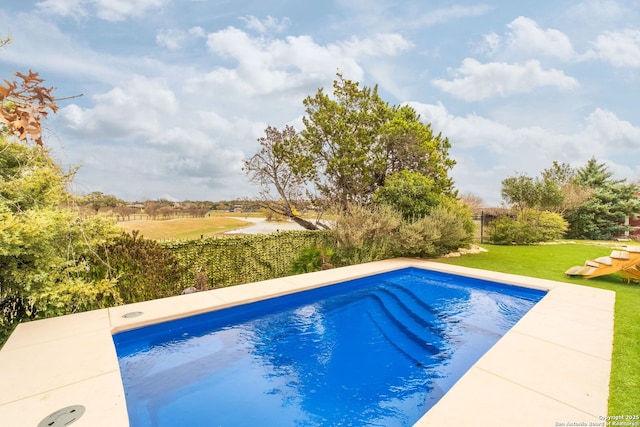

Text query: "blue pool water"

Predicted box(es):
[113, 267, 546, 427]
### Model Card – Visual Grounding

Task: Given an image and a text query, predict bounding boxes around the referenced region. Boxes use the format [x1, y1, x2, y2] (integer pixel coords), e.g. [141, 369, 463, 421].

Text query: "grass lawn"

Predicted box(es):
[436, 242, 640, 415]
[116, 217, 251, 240]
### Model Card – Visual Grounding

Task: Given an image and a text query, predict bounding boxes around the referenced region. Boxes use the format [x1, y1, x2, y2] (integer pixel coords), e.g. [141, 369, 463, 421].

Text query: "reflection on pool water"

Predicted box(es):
[113, 267, 546, 427]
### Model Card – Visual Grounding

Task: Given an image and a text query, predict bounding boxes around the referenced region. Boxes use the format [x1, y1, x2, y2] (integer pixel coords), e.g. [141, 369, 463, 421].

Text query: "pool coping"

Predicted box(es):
[0, 258, 615, 427]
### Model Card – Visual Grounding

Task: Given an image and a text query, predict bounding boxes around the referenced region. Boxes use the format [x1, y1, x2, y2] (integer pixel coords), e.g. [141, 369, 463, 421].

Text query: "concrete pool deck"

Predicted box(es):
[0, 258, 614, 426]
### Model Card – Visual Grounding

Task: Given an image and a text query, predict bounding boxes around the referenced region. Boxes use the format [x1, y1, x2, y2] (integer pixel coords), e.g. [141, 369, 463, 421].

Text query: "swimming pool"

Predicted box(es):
[113, 267, 545, 426]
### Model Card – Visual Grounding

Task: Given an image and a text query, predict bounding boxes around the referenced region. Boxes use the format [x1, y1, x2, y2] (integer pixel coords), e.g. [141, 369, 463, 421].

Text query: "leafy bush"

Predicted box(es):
[330, 203, 403, 266]
[488, 209, 568, 244]
[34, 277, 120, 318]
[0, 205, 121, 343]
[487, 215, 520, 245]
[396, 216, 440, 257]
[290, 245, 334, 274]
[393, 201, 474, 257]
[372, 170, 443, 219]
[523, 209, 569, 241]
[0, 137, 125, 347]
[87, 231, 185, 303]
[428, 201, 475, 254]
[330, 201, 474, 264]
[0, 206, 121, 343]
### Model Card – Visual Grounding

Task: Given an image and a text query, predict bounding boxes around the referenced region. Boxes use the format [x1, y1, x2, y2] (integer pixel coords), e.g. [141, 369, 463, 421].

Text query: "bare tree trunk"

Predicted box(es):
[290, 215, 319, 230]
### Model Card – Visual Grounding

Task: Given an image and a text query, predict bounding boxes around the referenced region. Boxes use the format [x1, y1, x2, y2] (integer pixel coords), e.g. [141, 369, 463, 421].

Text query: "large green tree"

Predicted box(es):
[565, 157, 640, 240]
[378, 105, 456, 195]
[297, 74, 456, 210]
[501, 174, 548, 211]
[244, 75, 457, 228]
[501, 161, 592, 214]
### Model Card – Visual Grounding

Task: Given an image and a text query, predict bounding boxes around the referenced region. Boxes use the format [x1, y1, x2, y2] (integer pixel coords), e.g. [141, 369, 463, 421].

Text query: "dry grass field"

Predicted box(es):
[116, 217, 252, 240]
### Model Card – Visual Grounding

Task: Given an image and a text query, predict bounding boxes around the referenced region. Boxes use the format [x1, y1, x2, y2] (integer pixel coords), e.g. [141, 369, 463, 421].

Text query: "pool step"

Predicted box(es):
[366, 310, 441, 367]
[375, 288, 444, 335]
[373, 290, 446, 342]
[384, 283, 444, 321]
[366, 289, 447, 361]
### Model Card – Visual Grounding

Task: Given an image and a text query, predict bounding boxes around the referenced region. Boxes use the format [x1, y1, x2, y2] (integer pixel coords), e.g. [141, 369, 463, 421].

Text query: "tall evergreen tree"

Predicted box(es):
[565, 157, 640, 239]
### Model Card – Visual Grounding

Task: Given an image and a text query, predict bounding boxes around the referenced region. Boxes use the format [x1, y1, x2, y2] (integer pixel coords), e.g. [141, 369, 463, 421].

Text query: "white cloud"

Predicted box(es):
[476, 32, 501, 55]
[59, 75, 178, 139]
[410, 102, 514, 152]
[505, 16, 576, 60]
[36, 0, 169, 21]
[156, 29, 187, 51]
[189, 26, 206, 38]
[156, 127, 245, 177]
[584, 108, 640, 147]
[432, 58, 579, 101]
[65, 140, 249, 202]
[340, 33, 414, 56]
[408, 4, 489, 28]
[477, 16, 575, 60]
[0, 13, 129, 82]
[589, 29, 640, 67]
[190, 27, 412, 97]
[55, 75, 254, 200]
[240, 15, 291, 33]
[156, 26, 206, 50]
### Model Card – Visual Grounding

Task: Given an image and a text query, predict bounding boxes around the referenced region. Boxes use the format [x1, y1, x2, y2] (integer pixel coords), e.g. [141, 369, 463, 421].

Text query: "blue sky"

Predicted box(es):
[1, 0, 639, 205]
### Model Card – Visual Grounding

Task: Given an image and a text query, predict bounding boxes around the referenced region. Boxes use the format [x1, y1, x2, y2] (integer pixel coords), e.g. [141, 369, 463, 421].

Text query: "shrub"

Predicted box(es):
[290, 245, 335, 274]
[521, 209, 568, 241]
[34, 277, 120, 318]
[428, 201, 475, 254]
[487, 215, 521, 245]
[330, 203, 403, 266]
[393, 201, 474, 257]
[488, 209, 567, 245]
[396, 216, 440, 257]
[87, 231, 185, 303]
[0, 137, 124, 347]
[330, 200, 475, 263]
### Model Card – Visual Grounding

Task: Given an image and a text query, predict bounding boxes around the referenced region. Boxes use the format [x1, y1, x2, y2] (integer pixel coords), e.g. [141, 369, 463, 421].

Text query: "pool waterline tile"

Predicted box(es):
[109, 290, 230, 333]
[0, 258, 615, 427]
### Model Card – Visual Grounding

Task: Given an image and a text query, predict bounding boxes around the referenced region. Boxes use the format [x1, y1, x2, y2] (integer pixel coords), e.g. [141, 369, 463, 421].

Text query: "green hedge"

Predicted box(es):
[162, 231, 332, 289]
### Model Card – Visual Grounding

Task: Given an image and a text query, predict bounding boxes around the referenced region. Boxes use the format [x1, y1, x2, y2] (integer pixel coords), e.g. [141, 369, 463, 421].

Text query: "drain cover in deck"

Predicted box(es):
[38, 405, 85, 427]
